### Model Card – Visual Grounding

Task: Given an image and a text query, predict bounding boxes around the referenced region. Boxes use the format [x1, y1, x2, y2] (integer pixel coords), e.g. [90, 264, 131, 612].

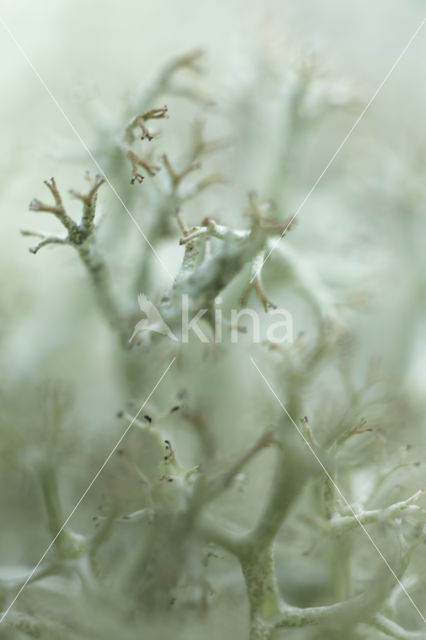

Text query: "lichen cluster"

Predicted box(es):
[1, 44, 426, 640]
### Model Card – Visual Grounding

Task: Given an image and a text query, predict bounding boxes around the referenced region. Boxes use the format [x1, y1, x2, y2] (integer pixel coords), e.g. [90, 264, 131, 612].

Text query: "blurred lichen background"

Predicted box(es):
[1, 1, 426, 639]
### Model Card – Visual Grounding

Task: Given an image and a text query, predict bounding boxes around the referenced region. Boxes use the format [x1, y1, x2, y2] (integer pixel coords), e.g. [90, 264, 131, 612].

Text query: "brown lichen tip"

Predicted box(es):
[29, 198, 42, 211]
[141, 105, 168, 121]
[70, 173, 105, 203]
[130, 173, 144, 185]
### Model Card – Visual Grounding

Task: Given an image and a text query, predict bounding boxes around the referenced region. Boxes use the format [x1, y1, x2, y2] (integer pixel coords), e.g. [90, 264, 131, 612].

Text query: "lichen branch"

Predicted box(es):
[69, 172, 105, 232]
[29, 177, 77, 234]
[204, 426, 278, 502]
[125, 148, 160, 183]
[134, 49, 208, 110]
[371, 613, 426, 639]
[124, 104, 168, 144]
[26, 176, 124, 338]
[329, 490, 426, 535]
[162, 153, 201, 188]
[20, 229, 67, 254]
[38, 462, 87, 560]
[240, 252, 277, 311]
